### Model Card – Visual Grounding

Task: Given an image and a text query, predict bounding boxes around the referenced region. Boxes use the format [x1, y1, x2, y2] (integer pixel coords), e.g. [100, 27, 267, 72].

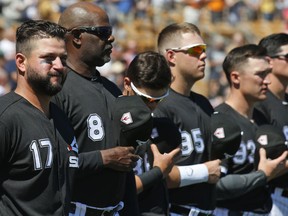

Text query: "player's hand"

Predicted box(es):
[101, 146, 140, 172]
[204, 159, 221, 184]
[151, 144, 181, 178]
[257, 148, 288, 181]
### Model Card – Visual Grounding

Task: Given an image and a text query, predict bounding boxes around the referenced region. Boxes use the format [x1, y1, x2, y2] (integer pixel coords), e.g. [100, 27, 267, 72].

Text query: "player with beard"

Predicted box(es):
[53, 2, 140, 216]
[0, 20, 79, 216]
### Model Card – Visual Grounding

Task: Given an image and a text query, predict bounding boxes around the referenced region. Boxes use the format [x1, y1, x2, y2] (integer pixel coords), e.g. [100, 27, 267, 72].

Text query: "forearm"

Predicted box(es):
[167, 164, 209, 188]
[77, 151, 104, 176]
[136, 167, 163, 194]
[216, 170, 267, 200]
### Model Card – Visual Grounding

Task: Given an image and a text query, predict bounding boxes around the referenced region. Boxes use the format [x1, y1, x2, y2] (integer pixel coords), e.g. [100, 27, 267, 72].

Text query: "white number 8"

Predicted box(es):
[87, 113, 104, 141]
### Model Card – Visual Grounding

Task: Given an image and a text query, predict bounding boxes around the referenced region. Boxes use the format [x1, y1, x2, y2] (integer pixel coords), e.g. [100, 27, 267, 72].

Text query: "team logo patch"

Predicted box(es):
[257, 134, 268, 145]
[214, 127, 225, 139]
[121, 112, 133, 125]
[67, 137, 79, 153]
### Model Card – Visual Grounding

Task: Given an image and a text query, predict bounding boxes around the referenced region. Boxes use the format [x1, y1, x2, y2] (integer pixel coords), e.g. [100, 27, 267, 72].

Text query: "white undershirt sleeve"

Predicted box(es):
[178, 164, 209, 187]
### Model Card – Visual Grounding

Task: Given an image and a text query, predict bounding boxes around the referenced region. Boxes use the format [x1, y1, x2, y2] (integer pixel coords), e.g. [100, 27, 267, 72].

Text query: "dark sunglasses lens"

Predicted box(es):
[97, 26, 112, 40]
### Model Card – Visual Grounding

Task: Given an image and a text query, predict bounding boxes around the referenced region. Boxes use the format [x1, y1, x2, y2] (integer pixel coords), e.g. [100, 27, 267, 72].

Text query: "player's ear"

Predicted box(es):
[15, 53, 26, 75]
[123, 77, 132, 96]
[166, 50, 176, 66]
[230, 71, 240, 86]
[70, 29, 82, 44]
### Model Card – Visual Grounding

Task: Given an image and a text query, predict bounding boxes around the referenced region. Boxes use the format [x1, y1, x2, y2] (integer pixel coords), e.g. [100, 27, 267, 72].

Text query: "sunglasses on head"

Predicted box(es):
[270, 53, 288, 60]
[68, 26, 112, 41]
[166, 43, 206, 56]
[130, 82, 169, 104]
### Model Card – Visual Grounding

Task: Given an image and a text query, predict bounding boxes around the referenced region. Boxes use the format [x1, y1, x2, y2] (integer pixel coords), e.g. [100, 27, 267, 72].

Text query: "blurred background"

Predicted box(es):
[0, 0, 286, 107]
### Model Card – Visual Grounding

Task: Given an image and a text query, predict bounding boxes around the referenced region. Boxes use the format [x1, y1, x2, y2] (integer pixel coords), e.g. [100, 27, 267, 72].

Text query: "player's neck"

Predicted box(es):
[15, 87, 51, 117]
[66, 60, 97, 79]
[225, 94, 253, 119]
[170, 77, 195, 96]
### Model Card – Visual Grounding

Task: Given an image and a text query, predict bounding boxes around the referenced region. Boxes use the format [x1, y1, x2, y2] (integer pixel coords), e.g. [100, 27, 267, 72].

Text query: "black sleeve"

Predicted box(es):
[119, 171, 140, 216]
[77, 151, 104, 176]
[0, 122, 9, 166]
[216, 170, 267, 200]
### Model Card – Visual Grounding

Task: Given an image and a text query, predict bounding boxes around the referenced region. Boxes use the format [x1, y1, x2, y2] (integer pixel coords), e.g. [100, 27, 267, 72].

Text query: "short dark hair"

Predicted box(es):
[16, 19, 67, 55]
[157, 22, 201, 55]
[126, 51, 171, 90]
[259, 33, 288, 56]
[222, 44, 267, 85]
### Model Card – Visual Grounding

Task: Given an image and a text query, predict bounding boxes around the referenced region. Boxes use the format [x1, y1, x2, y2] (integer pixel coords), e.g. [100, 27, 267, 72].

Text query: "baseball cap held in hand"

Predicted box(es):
[211, 111, 242, 160]
[254, 124, 288, 166]
[112, 95, 154, 148]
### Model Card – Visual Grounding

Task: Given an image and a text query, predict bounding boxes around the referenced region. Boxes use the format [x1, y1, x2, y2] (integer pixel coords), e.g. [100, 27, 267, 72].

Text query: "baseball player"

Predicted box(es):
[53, 2, 140, 216]
[122, 51, 181, 215]
[154, 22, 221, 216]
[253, 33, 288, 216]
[0, 20, 79, 216]
[214, 44, 288, 216]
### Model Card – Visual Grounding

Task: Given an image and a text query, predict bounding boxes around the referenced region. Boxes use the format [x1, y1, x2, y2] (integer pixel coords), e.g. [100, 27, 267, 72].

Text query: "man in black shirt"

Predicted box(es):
[0, 20, 78, 216]
[54, 2, 139, 215]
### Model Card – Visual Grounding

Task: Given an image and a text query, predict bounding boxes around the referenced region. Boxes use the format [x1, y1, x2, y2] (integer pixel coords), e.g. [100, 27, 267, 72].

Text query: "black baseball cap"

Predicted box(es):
[144, 117, 181, 164]
[210, 111, 242, 160]
[150, 117, 181, 154]
[112, 95, 154, 148]
[254, 124, 288, 166]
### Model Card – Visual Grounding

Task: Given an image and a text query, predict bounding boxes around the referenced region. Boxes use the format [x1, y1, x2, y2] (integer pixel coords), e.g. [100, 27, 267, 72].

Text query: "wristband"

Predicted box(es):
[178, 164, 208, 187]
[139, 166, 163, 191]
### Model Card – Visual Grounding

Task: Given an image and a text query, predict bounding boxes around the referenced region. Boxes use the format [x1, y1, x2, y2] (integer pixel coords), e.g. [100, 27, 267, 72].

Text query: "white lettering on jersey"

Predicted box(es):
[30, 139, 53, 170]
[87, 113, 105, 141]
[283, 125, 288, 141]
[233, 140, 256, 165]
[69, 156, 79, 168]
[181, 128, 205, 156]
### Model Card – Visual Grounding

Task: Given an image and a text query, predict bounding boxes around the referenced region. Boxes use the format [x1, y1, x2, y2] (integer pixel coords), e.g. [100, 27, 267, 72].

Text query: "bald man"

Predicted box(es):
[53, 2, 140, 216]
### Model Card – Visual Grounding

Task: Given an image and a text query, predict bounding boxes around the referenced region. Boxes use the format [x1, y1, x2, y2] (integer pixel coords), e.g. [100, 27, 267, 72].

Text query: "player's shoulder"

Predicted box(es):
[101, 75, 122, 97]
[215, 102, 232, 113]
[0, 92, 23, 117]
[190, 91, 214, 116]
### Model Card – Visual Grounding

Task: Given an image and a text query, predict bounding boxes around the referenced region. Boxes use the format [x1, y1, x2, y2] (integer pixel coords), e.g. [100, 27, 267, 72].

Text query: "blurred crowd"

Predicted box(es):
[0, 0, 288, 107]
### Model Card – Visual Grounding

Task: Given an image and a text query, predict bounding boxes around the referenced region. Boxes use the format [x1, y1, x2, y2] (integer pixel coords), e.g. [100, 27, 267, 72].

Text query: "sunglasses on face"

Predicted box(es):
[68, 26, 112, 41]
[130, 82, 169, 104]
[270, 53, 288, 60]
[166, 43, 206, 56]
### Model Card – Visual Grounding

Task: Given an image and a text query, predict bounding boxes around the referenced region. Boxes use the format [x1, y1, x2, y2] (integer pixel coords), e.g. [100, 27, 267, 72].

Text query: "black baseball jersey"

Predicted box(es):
[0, 92, 78, 216]
[215, 103, 272, 213]
[153, 89, 215, 210]
[135, 117, 181, 215]
[53, 69, 124, 207]
[253, 90, 288, 188]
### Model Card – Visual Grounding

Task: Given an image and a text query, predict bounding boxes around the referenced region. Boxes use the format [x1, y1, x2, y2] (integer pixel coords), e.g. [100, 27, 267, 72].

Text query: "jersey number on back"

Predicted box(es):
[87, 113, 105, 141]
[181, 128, 205, 156]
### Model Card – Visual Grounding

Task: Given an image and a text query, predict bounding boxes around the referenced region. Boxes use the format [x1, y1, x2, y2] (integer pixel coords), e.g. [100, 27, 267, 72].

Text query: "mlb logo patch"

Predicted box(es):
[214, 127, 225, 139]
[121, 112, 133, 125]
[257, 135, 268, 145]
